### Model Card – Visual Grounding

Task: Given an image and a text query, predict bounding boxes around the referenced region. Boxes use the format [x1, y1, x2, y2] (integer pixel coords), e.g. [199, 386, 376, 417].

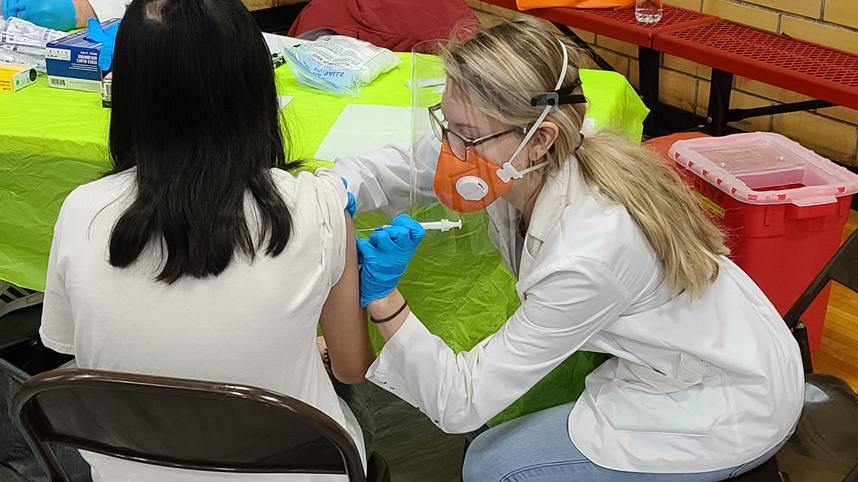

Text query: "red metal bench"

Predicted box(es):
[654, 20, 858, 135]
[479, 1, 858, 137]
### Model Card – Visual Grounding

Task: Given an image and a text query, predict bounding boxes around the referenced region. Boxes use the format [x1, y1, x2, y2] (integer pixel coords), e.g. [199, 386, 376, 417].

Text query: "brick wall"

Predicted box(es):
[466, 0, 858, 167]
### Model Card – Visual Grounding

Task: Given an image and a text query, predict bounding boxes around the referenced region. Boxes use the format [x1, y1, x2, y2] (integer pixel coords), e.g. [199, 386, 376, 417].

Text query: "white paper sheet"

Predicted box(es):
[278, 95, 292, 110]
[314, 104, 429, 161]
[262, 32, 307, 55]
[405, 77, 446, 88]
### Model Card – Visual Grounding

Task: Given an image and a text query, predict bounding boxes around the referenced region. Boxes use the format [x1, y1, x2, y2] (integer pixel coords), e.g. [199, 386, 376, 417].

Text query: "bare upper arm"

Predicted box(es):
[318, 213, 374, 383]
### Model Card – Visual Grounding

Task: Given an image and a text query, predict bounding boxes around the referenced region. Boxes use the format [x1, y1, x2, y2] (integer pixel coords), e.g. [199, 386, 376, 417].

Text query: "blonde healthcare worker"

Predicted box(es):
[334, 19, 805, 482]
[2, 0, 125, 31]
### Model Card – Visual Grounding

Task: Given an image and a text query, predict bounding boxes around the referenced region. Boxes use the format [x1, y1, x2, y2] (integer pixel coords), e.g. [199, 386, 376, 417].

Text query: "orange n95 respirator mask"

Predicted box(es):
[433, 140, 544, 213]
[431, 39, 585, 213]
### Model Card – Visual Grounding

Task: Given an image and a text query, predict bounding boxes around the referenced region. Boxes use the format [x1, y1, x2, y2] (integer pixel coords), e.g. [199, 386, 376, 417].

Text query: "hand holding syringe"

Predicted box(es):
[357, 218, 463, 233]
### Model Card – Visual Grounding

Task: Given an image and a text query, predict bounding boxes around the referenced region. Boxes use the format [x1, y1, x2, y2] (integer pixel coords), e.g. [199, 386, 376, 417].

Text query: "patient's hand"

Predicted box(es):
[316, 335, 332, 373]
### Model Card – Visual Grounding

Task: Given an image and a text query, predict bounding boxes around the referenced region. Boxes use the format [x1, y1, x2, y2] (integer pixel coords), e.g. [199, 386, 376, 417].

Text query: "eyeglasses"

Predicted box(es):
[428, 103, 524, 162]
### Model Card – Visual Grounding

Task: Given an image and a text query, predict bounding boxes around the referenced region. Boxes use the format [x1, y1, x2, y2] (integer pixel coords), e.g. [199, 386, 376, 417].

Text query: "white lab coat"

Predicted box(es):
[88, 0, 127, 20]
[332, 137, 805, 473]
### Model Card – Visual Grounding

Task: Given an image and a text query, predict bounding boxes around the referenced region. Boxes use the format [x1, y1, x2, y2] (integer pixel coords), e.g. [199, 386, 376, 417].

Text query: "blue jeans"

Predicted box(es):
[463, 403, 785, 482]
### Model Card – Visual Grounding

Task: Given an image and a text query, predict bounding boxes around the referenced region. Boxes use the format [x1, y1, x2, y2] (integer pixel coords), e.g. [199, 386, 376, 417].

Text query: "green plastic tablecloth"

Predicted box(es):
[0, 52, 648, 425]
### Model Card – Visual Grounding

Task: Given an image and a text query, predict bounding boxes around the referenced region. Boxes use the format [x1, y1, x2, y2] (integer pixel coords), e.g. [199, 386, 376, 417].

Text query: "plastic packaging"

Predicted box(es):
[283, 35, 401, 96]
[0, 16, 65, 72]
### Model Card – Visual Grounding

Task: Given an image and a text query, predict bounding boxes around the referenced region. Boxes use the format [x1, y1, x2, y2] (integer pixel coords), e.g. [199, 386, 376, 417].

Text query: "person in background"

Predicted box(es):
[2, 0, 124, 30]
[38, 0, 373, 480]
[288, 0, 480, 52]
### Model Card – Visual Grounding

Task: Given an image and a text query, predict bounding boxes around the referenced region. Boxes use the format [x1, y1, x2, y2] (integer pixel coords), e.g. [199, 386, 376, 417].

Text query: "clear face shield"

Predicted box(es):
[398, 38, 583, 314]
[407, 42, 499, 256]
[368, 42, 519, 363]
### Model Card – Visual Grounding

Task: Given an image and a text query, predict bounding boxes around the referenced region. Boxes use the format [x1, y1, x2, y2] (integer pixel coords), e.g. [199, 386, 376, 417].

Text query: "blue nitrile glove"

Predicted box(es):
[85, 17, 120, 72]
[341, 177, 356, 218]
[2, 0, 77, 31]
[357, 214, 425, 307]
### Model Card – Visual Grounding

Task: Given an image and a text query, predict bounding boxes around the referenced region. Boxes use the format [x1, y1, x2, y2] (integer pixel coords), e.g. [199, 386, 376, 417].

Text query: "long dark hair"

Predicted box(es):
[108, 0, 300, 283]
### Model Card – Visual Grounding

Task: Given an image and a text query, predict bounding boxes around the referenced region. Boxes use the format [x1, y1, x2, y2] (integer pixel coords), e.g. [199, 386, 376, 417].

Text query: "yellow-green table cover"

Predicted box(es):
[0, 53, 647, 425]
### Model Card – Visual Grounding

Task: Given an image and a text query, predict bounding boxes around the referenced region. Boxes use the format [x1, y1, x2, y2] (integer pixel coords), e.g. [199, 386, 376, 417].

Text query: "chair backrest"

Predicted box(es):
[826, 229, 858, 293]
[782, 228, 858, 374]
[12, 369, 366, 482]
[783, 228, 858, 328]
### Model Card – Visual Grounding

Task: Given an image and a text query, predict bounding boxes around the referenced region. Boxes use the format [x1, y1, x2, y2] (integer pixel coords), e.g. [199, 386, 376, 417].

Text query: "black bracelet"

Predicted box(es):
[370, 299, 408, 324]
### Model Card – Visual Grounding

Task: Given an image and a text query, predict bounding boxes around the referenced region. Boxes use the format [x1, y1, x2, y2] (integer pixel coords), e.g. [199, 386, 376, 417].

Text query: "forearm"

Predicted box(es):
[73, 0, 96, 28]
[367, 289, 409, 340]
[365, 259, 631, 433]
[330, 320, 375, 384]
[365, 309, 521, 433]
[367, 291, 523, 432]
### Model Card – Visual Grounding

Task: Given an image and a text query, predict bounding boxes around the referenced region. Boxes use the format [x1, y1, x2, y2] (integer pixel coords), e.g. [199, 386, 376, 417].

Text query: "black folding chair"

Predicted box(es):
[12, 369, 390, 482]
[1, 358, 92, 481]
[1, 357, 40, 481]
[774, 228, 858, 482]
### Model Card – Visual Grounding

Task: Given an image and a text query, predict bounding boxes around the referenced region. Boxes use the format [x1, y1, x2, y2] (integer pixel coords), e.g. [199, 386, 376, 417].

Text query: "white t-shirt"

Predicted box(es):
[40, 168, 364, 481]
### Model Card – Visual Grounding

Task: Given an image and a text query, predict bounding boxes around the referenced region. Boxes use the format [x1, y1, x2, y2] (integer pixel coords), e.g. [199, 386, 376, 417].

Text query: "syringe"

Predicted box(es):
[357, 218, 463, 233]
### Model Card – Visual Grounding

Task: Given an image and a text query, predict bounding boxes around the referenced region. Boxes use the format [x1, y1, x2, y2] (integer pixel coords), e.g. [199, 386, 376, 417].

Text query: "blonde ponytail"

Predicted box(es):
[576, 131, 728, 297]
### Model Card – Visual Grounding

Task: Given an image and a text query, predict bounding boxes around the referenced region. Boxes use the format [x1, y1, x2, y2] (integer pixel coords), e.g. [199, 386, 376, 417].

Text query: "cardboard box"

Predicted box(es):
[45, 18, 120, 93]
[0, 62, 37, 92]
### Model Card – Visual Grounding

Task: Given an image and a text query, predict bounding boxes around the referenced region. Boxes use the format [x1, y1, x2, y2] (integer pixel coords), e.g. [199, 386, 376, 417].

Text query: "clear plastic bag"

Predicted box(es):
[283, 35, 401, 96]
[0, 16, 66, 72]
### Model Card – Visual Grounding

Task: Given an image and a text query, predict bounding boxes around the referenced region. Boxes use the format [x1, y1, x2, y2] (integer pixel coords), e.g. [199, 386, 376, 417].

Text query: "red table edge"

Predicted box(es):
[653, 25, 858, 112]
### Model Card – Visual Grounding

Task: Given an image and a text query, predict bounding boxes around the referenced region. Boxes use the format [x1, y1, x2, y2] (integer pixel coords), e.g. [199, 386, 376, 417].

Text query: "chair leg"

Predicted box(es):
[19, 426, 71, 481]
[460, 437, 469, 482]
[366, 452, 390, 482]
[794, 322, 814, 374]
[844, 462, 858, 482]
